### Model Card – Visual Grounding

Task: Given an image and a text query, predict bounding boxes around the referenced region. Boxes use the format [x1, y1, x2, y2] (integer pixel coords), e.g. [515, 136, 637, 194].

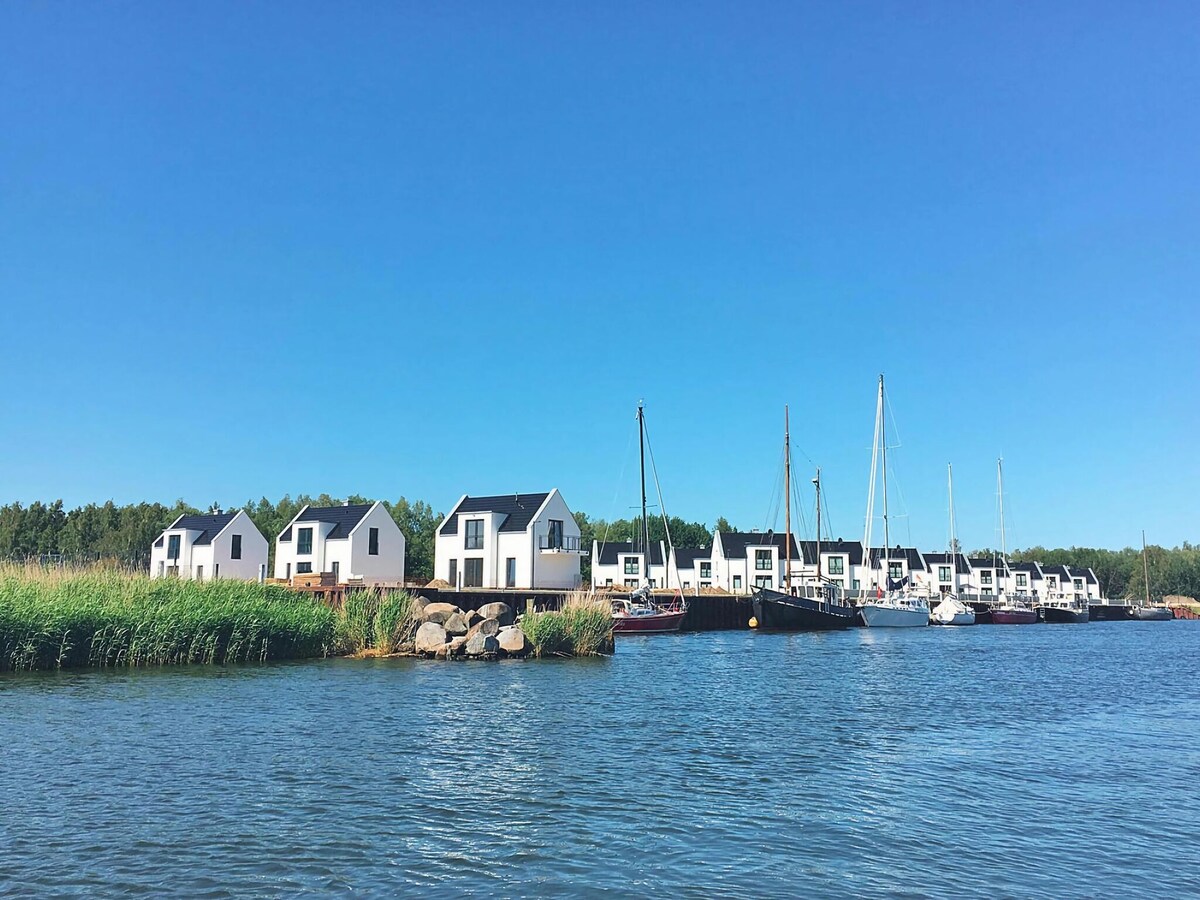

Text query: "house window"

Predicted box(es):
[733, 575, 742, 591]
[369, 527, 379, 556]
[604, 578, 613, 587]
[700, 582, 711, 588]
[888, 562, 903, 580]
[297, 562, 312, 574]
[939, 566, 951, 583]
[547, 519, 564, 549]
[195, 565, 203, 580]
[700, 562, 712, 579]
[1073, 578, 1083, 591]
[448, 559, 458, 587]
[981, 571, 992, 586]
[828, 557, 844, 575]
[297, 527, 313, 555]
[465, 519, 484, 550]
[624, 579, 638, 588]
[755, 550, 771, 570]
[506, 558, 517, 588]
[463, 558, 483, 588]
[754, 575, 772, 588]
[683, 581, 691, 589]
[285, 563, 291, 579]
[852, 579, 860, 590]
[214, 564, 220, 579]
[231, 534, 242, 559]
[624, 557, 639, 575]
[1017, 574, 1027, 588]
[331, 561, 339, 582]
[982, 586, 992, 596]
[167, 534, 181, 560]
[1047, 576, 1057, 588]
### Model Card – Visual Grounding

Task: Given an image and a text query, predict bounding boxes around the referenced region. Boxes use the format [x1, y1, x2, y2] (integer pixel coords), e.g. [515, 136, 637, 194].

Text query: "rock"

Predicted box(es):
[414, 622, 448, 654]
[464, 609, 482, 628]
[477, 602, 514, 626]
[497, 628, 528, 657]
[467, 617, 500, 639]
[396, 641, 415, 655]
[434, 643, 451, 660]
[411, 595, 431, 615]
[448, 636, 468, 656]
[421, 602, 461, 625]
[443, 612, 469, 636]
[465, 632, 499, 657]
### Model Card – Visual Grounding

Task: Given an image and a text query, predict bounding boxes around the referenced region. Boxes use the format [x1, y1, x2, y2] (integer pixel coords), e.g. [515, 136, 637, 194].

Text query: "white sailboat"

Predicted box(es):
[931, 463, 975, 626]
[859, 375, 930, 628]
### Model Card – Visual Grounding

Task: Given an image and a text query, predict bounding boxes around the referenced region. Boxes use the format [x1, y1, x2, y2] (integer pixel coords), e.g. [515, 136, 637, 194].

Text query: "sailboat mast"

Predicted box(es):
[879, 375, 890, 574]
[1142, 530, 1151, 606]
[815, 467, 822, 583]
[784, 405, 791, 592]
[997, 457, 1008, 590]
[638, 402, 650, 576]
[948, 463, 957, 594]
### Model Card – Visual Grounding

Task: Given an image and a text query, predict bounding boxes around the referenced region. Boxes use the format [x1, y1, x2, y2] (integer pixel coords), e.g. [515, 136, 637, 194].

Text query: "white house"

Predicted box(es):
[151, 510, 268, 581]
[916, 552, 971, 596]
[667, 547, 713, 590]
[274, 502, 405, 585]
[711, 531, 800, 595]
[591, 540, 668, 589]
[435, 489, 583, 590]
[796, 539, 868, 592]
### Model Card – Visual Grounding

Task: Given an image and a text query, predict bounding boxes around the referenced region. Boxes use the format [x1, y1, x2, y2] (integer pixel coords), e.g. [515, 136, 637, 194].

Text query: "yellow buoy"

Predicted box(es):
[749, 616, 758, 628]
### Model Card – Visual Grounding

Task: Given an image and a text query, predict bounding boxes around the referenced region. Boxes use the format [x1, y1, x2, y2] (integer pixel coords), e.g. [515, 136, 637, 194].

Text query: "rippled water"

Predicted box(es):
[3, 622, 1199, 897]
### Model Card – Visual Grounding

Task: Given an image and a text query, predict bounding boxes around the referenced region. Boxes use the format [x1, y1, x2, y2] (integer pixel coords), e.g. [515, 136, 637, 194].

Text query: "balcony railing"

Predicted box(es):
[539, 534, 587, 553]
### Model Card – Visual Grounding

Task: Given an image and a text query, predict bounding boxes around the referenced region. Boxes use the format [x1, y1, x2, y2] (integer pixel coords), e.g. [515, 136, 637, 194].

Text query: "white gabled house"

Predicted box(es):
[435, 489, 583, 590]
[796, 539, 868, 592]
[711, 531, 800, 595]
[591, 540, 668, 589]
[667, 546, 713, 590]
[151, 509, 268, 581]
[274, 502, 405, 585]
[916, 552, 971, 596]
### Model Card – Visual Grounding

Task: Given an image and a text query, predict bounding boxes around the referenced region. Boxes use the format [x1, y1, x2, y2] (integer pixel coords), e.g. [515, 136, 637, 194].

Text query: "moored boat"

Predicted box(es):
[860, 591, 931, 627]
[1130, 532, 1173, 621]
[611, 590, 687, 633]
[931, 594, 975, 626]
[1039, 594, 1090, 623]
[992, 600, 1038, 625]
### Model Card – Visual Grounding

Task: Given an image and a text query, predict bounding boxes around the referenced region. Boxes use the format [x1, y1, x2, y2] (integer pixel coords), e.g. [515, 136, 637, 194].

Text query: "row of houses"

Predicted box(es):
[591, 534, 1101, 602]
[148, 488, 1098, 604]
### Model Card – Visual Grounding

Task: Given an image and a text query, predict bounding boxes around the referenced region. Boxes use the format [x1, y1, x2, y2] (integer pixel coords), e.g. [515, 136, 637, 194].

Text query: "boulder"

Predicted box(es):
[467, 617, 500, 639]
[434, 643, 451, 660]
[497, 627, 528, 657]
[411, 595, 431, 615]
[464, 609, 482, 629]
[414, 621, 448, 654]
[465, 632, 500, 657]
[477, 602, 514, 627]
[421, 602, 461, 625]
[448, 635, 468, 656]
[443, 613, 469, 636]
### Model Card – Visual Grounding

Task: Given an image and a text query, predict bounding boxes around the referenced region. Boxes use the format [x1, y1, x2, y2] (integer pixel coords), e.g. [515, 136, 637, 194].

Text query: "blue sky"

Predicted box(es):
[1, 2, 1197, 551]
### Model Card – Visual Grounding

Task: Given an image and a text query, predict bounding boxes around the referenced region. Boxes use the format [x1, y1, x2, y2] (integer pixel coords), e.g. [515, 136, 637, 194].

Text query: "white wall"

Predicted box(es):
[151, 511, 268, 582]
[347, 502, 406, 584]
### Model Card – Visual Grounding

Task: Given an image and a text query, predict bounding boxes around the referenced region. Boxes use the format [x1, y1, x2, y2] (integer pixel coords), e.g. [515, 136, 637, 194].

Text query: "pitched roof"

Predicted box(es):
[166, 512, 238, 546]
[1064, 565, 1096, 584]
[281, 503, 375, 542]
[1008, 561, 1042, 575]
[439, 492, 551, 536]
[672, 547, 711, 568]
[1041, 564, 1071, 579]
[597, 541, 666, 566]
[798, 540, 864, 566]
[968, 556, 1005, 570]
[923, 552, 971, 574]
[868, 547, 928, 571]
[717, 531, 799, 560]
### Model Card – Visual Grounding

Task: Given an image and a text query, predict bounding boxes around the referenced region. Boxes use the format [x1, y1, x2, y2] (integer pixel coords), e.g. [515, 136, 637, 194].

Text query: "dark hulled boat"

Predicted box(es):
[752, 584, 857, 631]
[1040, 602, 1090, 624]
[992, 603, 1039, 625]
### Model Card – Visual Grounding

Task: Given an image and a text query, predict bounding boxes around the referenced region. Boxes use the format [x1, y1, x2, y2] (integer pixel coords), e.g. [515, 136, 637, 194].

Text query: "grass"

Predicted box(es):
[0, 562, 336, 672]
[518, 591, 613, 658]
[333, 587, 415, 656]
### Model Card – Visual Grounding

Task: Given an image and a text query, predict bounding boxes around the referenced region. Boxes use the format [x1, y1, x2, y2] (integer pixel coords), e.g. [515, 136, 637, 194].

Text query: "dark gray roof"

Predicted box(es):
[672, 547, 711, 568]
[1008, 561, 1042, 575]
[1041, 564, 1071, 579]
[923, 552, 971, 575]
[868, 547, 927, 571]
[968, 556, 1005, 571]
[294, 503, 374, 540]
[597, 541, 665, 566]
[440, 492, 551, 536]
[1064, 565, 1096, 584]
[169, 512, 238, 546]
[154, 536, 164, 548]
[718, 531, 799, 560]
[799, 540, 864, 566]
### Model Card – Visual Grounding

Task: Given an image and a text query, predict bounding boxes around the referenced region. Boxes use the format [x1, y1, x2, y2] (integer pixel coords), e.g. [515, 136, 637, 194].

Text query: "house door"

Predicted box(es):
[506, 557, 517, 588]
[448, 559, 458, 589]
[331, 561, 340, 583]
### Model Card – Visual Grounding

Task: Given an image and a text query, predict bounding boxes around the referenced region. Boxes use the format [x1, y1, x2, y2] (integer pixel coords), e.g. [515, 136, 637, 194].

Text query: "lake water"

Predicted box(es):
[3, 622, 1199, 897]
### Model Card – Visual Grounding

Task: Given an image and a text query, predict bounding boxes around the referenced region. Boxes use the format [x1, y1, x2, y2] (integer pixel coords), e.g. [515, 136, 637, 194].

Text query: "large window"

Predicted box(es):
[1017, 573, 1027, 588]
[624, 557, 639, 575]
[448, 559, 457, 587]
[231, 534, 242, 559]
[297, 562, 312, 574]
[939, 566, 951, 583]
[167, 534, 181, 560]
[981, 571, 992, 586]
[463, 558, 484, 588]
[700, 562, 712, 579]
[547, 519, 564, 549]
[888, 562, 903, 580]
[1073, 578, 1083, 592]
[755, 550, 772, 570]
[754, 575, 772, 588]
[297, 527, 313, 555]
[732, 575, 742, 591]
[369, 527, 379, 556]
[465, 519, 484, 550]
[828, 557, 844, 575]
[506, 558, 517, 588]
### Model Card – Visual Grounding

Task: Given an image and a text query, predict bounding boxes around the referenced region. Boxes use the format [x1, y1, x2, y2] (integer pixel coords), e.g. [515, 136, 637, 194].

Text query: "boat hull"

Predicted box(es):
[932, 610, 975, 626]
[752, 589, 856, 630]
[992, 607, 1038, 625]
[859, 604, 929, 628]
[1041, 606, 1089, 624]
[1129, 606, 1173, 621]
[611, 610, 686, 634]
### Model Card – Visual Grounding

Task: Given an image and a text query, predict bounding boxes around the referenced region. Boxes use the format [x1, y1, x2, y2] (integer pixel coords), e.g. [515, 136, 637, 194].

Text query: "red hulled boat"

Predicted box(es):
[991, 603, 1038, 625]
[611, 589, 687, 634]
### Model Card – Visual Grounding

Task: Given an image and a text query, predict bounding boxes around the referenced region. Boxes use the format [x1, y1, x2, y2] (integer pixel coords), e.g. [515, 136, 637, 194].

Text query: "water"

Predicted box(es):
[3, 622, 1199, 897]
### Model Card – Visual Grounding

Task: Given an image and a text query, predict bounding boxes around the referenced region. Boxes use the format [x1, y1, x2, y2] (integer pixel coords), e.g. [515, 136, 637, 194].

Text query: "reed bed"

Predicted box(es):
[334, 588, 415, 656]
[519, 591, 614, 658]
[0, 563, 336, 672]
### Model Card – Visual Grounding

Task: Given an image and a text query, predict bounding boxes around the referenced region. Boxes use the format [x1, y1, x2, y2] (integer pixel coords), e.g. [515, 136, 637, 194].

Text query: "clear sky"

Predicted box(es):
[1, 2, 1197, 551]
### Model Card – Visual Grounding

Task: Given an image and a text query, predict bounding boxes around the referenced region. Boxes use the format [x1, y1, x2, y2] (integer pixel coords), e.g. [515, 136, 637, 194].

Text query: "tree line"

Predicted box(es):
[1, 497, 1196, 600]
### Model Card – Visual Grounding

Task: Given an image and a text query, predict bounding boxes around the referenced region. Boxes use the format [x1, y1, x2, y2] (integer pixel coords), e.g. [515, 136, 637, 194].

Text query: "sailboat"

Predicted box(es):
[858, 376, 930, 628]
[751, 407, 857, 630]
[1130, 531, 1173, 621]
[990, 458, 1038, 625]
[931, 463, 975, 626]
[609, 402, 688, 634]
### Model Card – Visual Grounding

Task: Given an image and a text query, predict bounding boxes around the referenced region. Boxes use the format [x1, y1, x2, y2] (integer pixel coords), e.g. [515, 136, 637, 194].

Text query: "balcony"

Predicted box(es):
[539, 534, 588, 554]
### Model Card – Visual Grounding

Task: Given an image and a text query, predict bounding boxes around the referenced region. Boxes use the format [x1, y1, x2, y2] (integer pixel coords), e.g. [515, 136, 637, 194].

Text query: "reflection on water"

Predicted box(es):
[2, 624, 1198, 896]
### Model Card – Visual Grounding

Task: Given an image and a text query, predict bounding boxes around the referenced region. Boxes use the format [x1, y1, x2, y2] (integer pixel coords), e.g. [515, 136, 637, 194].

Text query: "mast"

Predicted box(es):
[638, 401, 650, 582]
[947, 463, 957, 595]
[879, 375, 890, 581]
[814, 467, 822, 583]
[784, 405, 791, 592]
[1142, 530, 1151, 606]
[997, 457, 1008, 592]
